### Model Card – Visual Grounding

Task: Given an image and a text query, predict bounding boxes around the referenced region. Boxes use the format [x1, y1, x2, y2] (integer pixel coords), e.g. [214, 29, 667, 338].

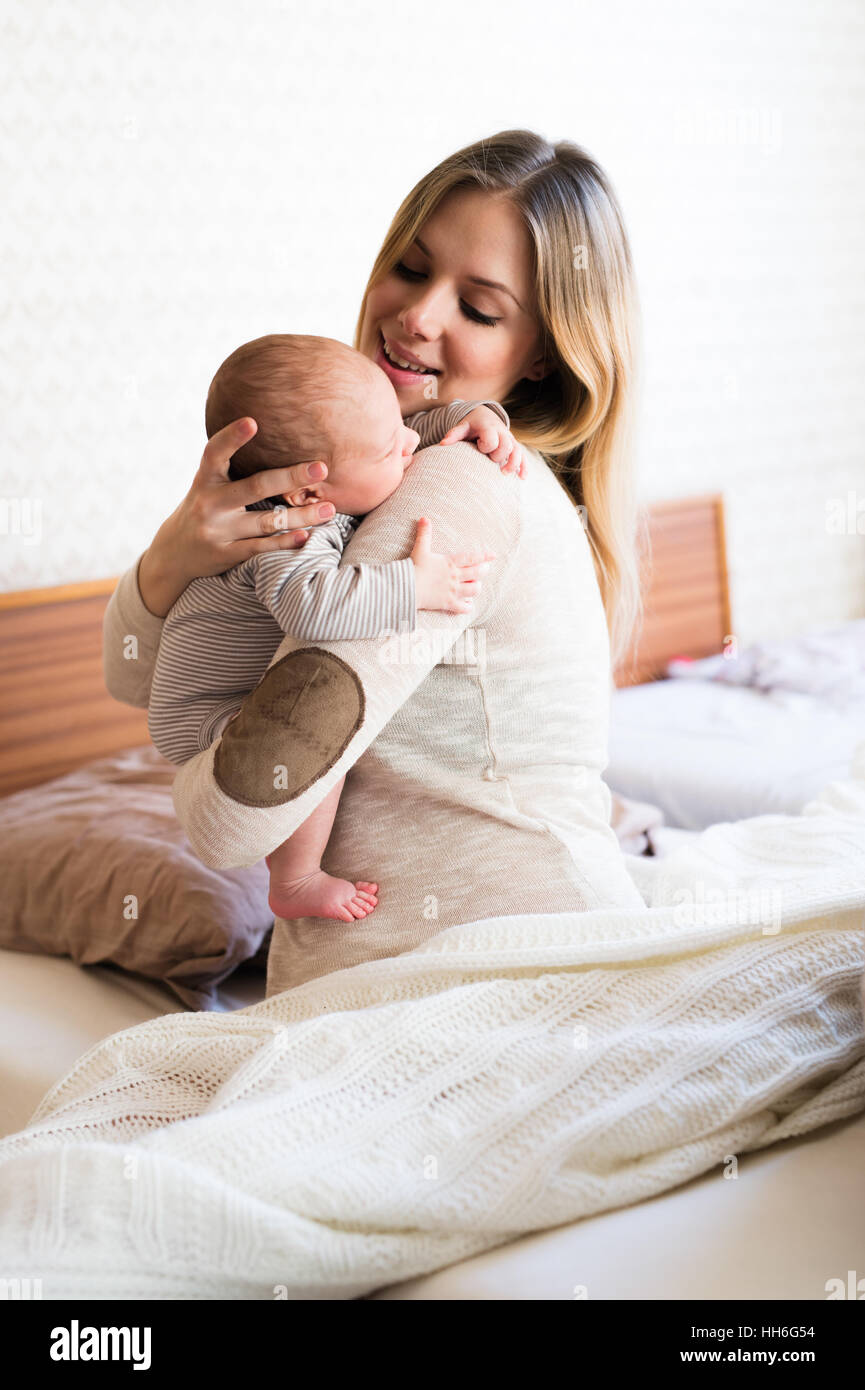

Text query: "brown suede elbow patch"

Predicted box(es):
[213, 648, 365, 807]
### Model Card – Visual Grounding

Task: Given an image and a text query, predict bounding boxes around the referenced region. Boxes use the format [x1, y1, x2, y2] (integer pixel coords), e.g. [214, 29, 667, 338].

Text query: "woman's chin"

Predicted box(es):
[397, 381, 435, 409]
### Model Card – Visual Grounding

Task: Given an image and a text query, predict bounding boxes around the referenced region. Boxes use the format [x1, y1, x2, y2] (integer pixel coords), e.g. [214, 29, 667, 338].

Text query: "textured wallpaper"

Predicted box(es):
[1, 0, 863, 646]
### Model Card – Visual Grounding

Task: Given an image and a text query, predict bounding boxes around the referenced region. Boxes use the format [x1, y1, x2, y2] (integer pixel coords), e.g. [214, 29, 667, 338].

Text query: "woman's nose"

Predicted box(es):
[400, 308, 434, 340]
[399, 286, 445, 340]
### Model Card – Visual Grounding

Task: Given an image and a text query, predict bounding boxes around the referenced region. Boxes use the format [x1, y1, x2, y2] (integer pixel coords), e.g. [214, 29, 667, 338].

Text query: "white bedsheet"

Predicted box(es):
[1, 934, 862, 1301]
[2, 710, 863, 1299]
[0, 739, 862, 1301]
[608, 679, 865, 829]
[0, 952, 265, 1140]
[3, 943, 862, 1302]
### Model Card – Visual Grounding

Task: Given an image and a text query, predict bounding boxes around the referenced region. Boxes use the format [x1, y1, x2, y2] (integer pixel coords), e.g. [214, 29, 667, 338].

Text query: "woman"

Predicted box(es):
[104, 129, 649, 995]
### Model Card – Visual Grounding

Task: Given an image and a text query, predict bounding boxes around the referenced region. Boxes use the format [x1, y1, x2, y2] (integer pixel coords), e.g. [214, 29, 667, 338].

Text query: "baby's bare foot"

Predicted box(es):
[268, 870, 379, 923]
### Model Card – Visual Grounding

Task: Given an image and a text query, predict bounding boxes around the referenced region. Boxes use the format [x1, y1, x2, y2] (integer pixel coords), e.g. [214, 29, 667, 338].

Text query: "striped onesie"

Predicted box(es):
[148, 398, 508, 765]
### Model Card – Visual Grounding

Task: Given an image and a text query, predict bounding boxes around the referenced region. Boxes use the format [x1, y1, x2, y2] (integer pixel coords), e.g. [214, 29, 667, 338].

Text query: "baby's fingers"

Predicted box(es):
[488, 434, 515, 466]
[456, 558, 493, 581]
[451, 549, 496, 567]
[439, 421, 471, 446]
[474, 426, 502, 455]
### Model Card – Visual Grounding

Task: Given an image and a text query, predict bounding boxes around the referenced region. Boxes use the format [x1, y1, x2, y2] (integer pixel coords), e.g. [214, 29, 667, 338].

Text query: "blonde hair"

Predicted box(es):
[353, 129, 649, 673]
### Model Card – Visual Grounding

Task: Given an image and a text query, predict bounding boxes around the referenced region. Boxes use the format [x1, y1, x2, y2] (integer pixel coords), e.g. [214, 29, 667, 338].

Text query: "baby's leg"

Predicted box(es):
[265, 777, 378, 922]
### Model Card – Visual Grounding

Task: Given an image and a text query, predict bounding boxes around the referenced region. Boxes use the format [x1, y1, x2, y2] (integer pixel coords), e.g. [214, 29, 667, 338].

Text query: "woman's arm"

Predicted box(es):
[102, 417, 338, 706]
[171, 439, 523, 868]
[102, 556, 170, 708]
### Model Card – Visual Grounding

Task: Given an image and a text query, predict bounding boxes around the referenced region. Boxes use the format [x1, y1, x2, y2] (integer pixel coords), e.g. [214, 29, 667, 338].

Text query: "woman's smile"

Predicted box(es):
[375, 330, 441, 387]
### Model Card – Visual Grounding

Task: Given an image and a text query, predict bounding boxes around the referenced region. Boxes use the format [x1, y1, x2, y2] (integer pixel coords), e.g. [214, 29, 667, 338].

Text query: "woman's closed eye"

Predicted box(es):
[393, 261, 502, 327]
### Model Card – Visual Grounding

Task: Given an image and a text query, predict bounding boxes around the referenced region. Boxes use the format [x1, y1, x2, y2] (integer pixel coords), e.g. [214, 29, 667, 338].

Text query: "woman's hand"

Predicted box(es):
[137, 417, 337, 617]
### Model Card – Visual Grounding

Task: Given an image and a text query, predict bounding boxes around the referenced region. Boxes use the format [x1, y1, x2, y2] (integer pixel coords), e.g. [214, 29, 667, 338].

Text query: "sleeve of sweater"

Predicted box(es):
[170, 439, 522, 868]
[254, 517, 416, 640]
[404, 398, 509, 448]
[100, 403, 506, 709]
[102, 557, 166, 708]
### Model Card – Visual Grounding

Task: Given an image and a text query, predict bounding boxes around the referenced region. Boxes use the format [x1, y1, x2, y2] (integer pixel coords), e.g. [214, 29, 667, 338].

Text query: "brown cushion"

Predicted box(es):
[0, 745, 273, 1009]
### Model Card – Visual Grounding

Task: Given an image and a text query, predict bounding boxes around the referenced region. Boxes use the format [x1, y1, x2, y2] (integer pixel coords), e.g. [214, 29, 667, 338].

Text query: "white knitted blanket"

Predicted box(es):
[1, 746, 864, 1300]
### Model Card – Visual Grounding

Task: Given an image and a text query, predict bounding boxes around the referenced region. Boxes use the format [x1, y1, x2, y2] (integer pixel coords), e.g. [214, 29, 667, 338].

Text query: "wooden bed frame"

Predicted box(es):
[614, 491, 732, 687]
[0, 493, 731, 799]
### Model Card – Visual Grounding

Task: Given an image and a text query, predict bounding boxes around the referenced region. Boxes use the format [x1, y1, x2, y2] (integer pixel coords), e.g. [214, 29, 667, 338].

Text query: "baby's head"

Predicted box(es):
[205, 334, 420, 515]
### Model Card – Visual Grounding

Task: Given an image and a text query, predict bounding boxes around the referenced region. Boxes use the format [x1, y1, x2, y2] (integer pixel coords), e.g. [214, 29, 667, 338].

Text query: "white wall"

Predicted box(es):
[2, 0, 863, 644]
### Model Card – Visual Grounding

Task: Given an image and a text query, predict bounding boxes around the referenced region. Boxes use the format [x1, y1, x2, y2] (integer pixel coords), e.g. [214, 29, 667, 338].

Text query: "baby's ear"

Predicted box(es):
[283, 485, 320, 506]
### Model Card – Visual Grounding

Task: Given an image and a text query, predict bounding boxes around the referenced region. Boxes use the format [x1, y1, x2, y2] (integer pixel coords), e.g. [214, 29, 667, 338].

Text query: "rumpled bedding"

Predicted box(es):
[0, 741, 862, 1299]
[609, 790, 666, 855]
[666, 618, 865, 709]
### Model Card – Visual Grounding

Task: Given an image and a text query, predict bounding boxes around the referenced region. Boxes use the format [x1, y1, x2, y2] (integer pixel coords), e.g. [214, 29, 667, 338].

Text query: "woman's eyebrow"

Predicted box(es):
[413, 237, 524, 313]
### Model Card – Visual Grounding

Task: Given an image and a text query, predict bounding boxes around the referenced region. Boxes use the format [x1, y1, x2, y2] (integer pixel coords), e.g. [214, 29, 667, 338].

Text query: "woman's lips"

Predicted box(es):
[375, 332, 440, 386]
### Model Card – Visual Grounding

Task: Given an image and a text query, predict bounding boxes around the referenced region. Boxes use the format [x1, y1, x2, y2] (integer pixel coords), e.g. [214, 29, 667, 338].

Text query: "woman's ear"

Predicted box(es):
[523, 352, 550, 383]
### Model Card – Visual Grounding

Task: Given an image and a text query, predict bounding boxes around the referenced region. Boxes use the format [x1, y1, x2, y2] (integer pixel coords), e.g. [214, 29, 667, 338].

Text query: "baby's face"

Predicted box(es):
[321, 379, 420, 516]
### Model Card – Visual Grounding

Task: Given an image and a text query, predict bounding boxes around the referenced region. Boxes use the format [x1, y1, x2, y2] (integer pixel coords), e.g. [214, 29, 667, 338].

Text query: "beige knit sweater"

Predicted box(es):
[103, 438, 644, 995]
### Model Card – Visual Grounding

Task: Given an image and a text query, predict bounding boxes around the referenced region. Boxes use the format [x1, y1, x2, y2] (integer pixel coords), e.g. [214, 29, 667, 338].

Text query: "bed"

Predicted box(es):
[0, 493, 862, 1300]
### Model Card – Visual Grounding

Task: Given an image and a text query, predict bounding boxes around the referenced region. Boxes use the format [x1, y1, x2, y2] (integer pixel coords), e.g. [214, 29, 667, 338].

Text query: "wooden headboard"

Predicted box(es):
[0, 493, 731, 797]
[613, 492, 732, 687]
[0, 579, 149, 798]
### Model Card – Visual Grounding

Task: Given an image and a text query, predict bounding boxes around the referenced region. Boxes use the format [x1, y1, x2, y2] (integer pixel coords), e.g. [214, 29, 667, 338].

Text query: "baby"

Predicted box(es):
[148, 333, 522, 923]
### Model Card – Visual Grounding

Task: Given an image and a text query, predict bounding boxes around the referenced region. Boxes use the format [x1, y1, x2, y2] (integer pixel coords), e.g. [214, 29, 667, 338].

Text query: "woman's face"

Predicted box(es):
[359, 187, 547, 414]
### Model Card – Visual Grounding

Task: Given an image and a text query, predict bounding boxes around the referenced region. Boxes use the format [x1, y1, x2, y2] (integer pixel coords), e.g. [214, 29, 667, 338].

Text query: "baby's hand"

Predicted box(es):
[410, 518, 494, 614]
[439, 406, 526, 479]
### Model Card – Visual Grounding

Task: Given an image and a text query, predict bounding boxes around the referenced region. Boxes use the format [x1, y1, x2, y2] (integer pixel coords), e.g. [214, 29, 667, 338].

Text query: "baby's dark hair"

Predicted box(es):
[205, 333, 379, 484]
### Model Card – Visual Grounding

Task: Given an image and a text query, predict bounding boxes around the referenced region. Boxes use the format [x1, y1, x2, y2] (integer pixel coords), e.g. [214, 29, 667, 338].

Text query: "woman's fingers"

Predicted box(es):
[261, 499, 335, 533]
[233, 459, 330, 511]
[198, 417, 258, 482]
[234, 531, 312, 561]
[219, 500, 328, 540]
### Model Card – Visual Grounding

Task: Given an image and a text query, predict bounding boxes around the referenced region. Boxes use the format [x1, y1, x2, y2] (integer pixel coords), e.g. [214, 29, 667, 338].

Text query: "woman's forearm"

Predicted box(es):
[137, 512, 196, 617]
